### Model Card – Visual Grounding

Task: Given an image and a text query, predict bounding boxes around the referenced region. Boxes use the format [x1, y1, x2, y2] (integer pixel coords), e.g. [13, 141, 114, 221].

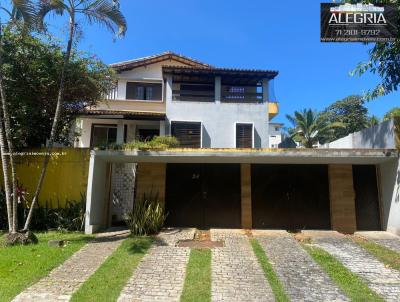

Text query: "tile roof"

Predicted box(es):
[81, 109, 166, 120]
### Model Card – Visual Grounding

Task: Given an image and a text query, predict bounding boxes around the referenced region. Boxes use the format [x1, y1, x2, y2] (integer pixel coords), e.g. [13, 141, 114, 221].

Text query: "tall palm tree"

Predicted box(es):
[0, 0, 36, 233]
[24, 0, 127, 230]
[286, 109, 344, 148]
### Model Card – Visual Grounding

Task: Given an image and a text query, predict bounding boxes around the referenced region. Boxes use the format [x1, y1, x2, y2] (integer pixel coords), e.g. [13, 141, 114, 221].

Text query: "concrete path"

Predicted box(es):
[356, 231, 400, 254]
[211, 229, 274, 302]
[117, 228, 195, 302]
[254, 230, 349, 302]
[308, 231, 400, 302]
[13, 229, 128, 302]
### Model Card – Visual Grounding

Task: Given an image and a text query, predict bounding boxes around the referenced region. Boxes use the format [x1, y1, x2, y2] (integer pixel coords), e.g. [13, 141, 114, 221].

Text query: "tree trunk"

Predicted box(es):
[23, 15, 76, 231]
[0, 25, 13, 232]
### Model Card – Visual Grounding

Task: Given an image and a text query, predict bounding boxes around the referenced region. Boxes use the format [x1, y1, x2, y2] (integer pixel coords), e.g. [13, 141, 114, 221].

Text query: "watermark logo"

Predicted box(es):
[321, 3, 398, 42]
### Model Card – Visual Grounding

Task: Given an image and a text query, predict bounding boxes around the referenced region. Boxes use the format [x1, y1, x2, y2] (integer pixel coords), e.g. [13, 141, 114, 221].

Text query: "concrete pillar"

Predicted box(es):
[116, 121, 124, 144]
[262, 78, 269, 102]
[329, 164, 357, 234]
[136, 163, 167, 206]
[166, 75, 173, 103]
[117, 80, 127, 100]
[241, 164, 252, 228]
[215, 76, 221, 103]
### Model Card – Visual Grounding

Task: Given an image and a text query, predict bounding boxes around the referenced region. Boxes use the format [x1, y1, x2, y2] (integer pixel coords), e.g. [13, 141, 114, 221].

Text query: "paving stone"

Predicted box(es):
[356, 231, 400, 254]
[117, 228, 195, 302]
[254, 230, 349, 302]
[313, 235, 400, 302]
[12, 229, 129, 302]
[211, 229, 274, 302]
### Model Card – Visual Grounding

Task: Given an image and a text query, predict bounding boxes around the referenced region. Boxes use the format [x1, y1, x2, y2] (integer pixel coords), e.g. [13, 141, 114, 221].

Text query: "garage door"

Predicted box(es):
[165, 164, 241, 228]
[251, 164, 331, 230]
[353, 165, 381, 230]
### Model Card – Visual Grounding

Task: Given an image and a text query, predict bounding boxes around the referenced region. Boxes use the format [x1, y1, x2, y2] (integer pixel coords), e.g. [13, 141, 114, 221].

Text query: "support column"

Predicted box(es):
[117, 80, 127, 100]
[241, 164, 252, 228]
[159, 120, 166, 136]
[136, 163, 167, 206]
[116, 121, 124, 144]
[329, 164, 356, 233]
[262, 78, 269, 103]
[215, 76, 221, 103]
[166, 75, 173, 103]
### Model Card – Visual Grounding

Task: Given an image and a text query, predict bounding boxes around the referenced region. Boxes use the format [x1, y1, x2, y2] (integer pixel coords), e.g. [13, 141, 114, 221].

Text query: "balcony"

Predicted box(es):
[268, 102, 279, 119]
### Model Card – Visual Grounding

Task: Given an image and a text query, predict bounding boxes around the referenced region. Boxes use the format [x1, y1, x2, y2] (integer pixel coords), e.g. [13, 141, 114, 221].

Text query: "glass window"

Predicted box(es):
[136, 86, 145, 99]
[91, 125, 117, 148]
[146, 87, 153, 100]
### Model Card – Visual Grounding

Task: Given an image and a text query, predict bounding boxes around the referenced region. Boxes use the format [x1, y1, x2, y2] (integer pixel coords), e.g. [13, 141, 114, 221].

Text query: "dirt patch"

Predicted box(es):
[293, 232, 312, 244]
[244, 229, 253, 237]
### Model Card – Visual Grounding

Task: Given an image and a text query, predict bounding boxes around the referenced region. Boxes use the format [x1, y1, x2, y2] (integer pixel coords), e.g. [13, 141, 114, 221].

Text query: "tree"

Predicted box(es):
[349, 1, 400, 99]
[368, 115, 380, 127]
[324, 95, 369, 141]
[24, 0, 127, 231]
[383, 107, 400, 121]
[286, 109, 344, 148]
[0, 0, 36, 234]
[1, 29, 115, 149]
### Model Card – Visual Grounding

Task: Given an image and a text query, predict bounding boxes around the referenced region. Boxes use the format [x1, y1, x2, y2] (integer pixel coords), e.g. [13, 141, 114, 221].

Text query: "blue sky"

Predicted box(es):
[49, 0, 398, 125]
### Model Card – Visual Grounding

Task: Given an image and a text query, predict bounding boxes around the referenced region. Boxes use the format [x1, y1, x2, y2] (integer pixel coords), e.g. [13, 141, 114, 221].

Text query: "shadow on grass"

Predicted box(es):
[126, 236, 154, 254]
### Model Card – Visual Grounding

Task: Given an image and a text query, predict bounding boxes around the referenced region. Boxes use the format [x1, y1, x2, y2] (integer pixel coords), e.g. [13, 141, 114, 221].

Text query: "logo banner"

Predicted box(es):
[321, 3, 398, 42]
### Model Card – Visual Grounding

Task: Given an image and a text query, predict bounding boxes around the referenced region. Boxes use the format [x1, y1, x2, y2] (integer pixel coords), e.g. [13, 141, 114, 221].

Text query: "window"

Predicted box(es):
[91, 124, 117, 148]
[236, 123, 253, 148]
[137, 128, 159, 141]
[171, 121, 201, 148]
[126, 82, 162, 101]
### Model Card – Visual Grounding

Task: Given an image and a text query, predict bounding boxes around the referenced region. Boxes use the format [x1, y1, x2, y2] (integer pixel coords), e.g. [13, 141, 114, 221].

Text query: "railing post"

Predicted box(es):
[215, 76, 221, 103]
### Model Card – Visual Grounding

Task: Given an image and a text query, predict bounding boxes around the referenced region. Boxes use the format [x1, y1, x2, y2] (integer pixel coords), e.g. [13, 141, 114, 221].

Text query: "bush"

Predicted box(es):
[95, 135, 180, 151]
[125, 192, 167, 236]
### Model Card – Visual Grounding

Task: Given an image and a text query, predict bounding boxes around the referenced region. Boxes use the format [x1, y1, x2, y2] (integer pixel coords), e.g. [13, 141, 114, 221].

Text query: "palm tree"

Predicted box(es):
[24, 0, 127, 230]
[0, 1, 36, 233]
[286, 109, 344, 148]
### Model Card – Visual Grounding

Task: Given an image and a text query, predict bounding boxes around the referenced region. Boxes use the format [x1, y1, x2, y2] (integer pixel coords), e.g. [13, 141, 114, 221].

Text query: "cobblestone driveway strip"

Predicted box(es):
[211, 229, 274, 302]
[254, 230, 349, 302]
[117, 228, 195, 302]
[312, 233, 400, 302]
[356, 231, 400, 254]
[13, 229, 128, 302]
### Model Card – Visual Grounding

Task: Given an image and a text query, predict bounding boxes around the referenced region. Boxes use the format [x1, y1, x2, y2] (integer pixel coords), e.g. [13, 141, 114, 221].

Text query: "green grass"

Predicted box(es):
[180, 249, 212, 302]
[71, 236, 153, 302]
[354, 239, 400, 271]
[303, 244, 384, 302]
[250, 239, 290, 302]
[0, 231, 92, 302]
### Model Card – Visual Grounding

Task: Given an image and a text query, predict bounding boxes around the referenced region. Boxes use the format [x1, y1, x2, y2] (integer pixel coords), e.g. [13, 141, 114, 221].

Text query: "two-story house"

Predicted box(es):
[75, 51, 279, 149]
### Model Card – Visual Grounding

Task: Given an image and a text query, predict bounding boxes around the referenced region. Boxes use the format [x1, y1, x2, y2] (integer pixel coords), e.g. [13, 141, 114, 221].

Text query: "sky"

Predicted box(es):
[47, 0, 399, 126]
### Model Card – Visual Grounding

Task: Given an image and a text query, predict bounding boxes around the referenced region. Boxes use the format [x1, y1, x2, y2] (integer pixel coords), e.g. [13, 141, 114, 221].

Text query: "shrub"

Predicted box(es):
[94, 135, 180, 151]
[124, 192, 167, 236]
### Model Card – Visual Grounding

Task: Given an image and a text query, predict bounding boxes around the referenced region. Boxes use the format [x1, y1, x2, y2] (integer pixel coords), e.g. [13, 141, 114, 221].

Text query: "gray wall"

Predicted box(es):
[325, 119, 396, 149]
[380, 158, 400, 235]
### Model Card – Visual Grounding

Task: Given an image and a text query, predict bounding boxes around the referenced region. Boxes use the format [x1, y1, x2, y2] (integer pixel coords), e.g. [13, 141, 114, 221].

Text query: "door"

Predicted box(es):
[165, 164, 241, 228]
[353, 165, 381, 230]
[251, 164, 330, 229]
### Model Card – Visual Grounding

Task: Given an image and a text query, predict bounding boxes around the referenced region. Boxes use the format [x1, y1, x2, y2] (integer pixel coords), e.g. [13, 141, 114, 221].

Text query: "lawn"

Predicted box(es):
[0, 231, 92, 302]
[250, 239, 289, 302]
[354, 238, 400, 271]
[303, 244, 384, 302]
[71, 236, 153, 302]
[180, 249, 212, 302]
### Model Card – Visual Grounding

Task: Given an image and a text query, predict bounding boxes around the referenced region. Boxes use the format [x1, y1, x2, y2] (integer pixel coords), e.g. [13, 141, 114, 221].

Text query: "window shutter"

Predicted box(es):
[236, 124, 253, 148]
[171, 122, 201, 148]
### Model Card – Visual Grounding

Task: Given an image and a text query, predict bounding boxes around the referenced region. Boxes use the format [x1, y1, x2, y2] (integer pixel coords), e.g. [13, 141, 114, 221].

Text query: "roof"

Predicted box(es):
[80, 109, 166, 121]
[110, 51, 212, 72]
[162, 65, 279, 79]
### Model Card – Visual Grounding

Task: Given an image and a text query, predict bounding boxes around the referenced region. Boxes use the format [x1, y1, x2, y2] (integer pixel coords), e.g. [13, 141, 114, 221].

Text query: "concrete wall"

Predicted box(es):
[380, 158, 400, 235]
[329, 165, 357, 233]
[325, 119, 396, 149]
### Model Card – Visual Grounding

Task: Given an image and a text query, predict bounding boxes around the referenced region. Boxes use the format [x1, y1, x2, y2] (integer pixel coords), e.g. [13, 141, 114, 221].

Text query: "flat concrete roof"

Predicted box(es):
[91, 148, 398, 165]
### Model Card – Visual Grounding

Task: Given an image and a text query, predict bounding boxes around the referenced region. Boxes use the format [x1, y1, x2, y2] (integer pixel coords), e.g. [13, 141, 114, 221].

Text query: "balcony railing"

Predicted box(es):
[221, 92, 263, 103]
[105, 86, 118, 100]
[172, 90, 215, 102]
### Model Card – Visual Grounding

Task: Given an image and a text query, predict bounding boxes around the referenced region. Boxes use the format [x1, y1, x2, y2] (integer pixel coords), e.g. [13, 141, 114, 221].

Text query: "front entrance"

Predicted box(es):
[251, 164, 331, 230]
[165, 163, 241, 228]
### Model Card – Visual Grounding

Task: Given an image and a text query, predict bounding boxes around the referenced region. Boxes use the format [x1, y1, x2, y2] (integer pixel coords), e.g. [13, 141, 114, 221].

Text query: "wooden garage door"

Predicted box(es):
[165, 164, 241, 228]
[353, 165, 381, 230]
[251, 164, 331, 230]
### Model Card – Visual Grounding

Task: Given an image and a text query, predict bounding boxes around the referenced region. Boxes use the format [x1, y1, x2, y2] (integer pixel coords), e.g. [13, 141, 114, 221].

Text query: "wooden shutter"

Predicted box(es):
[236, 124, 253, 148]
[171, 122, 201, 148]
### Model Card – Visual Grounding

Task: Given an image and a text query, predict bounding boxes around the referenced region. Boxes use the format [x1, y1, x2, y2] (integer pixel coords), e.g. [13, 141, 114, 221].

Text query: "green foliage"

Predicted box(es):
[324, 95, 370, 141]
[1, 28, 116, 148]
[383, 107, 400, 121]
[286, 109, 345, 147]
[96, 135, 180, 151]
[124, 192, 167, 236]
[368, 115, 381, 127]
